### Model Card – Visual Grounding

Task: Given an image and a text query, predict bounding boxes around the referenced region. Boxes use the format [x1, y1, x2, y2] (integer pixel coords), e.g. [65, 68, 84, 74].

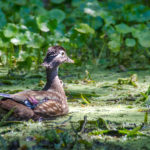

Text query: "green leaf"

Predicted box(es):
[115, 23, 131, 34]
[81, 94, 90, 104]
[108, 40, 120, 52]
[138, 30, 150, 48]
[0, 9, 7, 29]
[75, 23, 95, 34]
[0, 31, 10, 48]
[26, 31, 44, 48]
[51, 0, 65, 4]
[49, 9, 66, 23]
[3, 24, 18, 38]
[36, 15, 57, 32]
[109, 33, 120, 41]
[91, 16, 103, 29]
[36, 16, 50, 32]
[125, 38, 136, 47]
[10, 34, 27, 45]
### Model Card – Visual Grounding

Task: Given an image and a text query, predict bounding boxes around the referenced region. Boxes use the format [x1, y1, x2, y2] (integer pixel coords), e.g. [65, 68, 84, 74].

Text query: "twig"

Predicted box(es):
[80, 116, 87, 133]
[55, 116, 72, 125]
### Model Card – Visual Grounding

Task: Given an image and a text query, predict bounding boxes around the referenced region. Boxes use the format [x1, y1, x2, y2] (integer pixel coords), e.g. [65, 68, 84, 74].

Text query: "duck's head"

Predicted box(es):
[42, 46, 74, 69]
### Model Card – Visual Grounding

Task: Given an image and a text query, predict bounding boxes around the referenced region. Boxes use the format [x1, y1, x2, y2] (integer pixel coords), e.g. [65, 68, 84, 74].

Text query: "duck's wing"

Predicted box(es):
[0, 91, 44, 109]
[0, 90, 63, 109]
[34, 99, 64, 117]
[0, 99, 34, 119]
[34, 92, 68, 117]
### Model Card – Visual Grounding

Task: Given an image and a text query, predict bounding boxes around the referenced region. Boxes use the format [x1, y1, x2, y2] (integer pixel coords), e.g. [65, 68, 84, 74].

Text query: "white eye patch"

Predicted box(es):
[60, 50, 65, 56]
[56, 50, 65, 58]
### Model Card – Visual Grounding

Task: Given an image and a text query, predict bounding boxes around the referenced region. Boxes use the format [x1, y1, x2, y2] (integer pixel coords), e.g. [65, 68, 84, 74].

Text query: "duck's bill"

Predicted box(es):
[66, 57, 74, 63]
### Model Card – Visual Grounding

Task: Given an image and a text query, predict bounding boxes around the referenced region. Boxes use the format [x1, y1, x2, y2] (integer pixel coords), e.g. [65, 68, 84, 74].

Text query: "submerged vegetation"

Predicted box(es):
[0, 68, 150, 149]
[0, 0, 150, 149]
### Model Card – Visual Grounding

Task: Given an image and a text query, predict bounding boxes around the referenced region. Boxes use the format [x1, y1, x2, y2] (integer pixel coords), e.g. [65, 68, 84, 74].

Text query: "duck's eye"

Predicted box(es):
[60, 51, 65, 56]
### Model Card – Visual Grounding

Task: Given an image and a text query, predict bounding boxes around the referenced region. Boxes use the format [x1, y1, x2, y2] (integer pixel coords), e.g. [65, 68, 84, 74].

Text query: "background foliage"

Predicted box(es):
[0, 0, 150, 70]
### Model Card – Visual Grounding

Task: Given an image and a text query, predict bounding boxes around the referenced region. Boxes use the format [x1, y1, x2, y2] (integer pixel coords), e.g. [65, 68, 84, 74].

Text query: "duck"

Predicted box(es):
[0, 46, 74, 119]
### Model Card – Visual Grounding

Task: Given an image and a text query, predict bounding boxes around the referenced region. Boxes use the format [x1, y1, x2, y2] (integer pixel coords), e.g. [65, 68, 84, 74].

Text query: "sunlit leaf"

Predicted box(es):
[108, 40, 120, 52]
[115, 23, 131, 34]
[49, 9, 66, 23]
[81, 94, 90, 104]
[3, 24, 18, 38]
[36, 16, 50, 32]
[75, 23, 95, 34]
[125, 38, 136, 47]
[36, 15, 57, 32]
[10, 34, 27, 45]
[26, 31, 44, 48]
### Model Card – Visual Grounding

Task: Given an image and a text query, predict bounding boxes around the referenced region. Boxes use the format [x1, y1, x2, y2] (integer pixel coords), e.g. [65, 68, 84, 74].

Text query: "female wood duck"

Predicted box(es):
[0, 46, 74, 119]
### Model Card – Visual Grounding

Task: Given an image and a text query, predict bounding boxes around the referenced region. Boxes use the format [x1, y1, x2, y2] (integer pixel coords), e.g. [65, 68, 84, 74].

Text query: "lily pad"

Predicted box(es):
[75, 23, 95, 34]
[3, 24, 18, 38]
[25, 31, 44, 48]
[36, 15, 57, 32]
[138, 30, 150, 48]
[115, 23, 131, 34]
[125, 38, 136, 47]
[49, 9, 66, 23]
[10, 34, 27, 45]
[108, 40, 120, 52]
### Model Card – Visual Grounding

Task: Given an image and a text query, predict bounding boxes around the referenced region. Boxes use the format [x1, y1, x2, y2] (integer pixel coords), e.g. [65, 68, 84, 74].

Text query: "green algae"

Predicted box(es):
[0, 66, 150, 149]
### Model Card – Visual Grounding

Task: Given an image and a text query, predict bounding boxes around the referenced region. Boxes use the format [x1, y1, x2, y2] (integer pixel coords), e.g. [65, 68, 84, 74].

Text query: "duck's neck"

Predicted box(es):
[43, 67, 65, 95]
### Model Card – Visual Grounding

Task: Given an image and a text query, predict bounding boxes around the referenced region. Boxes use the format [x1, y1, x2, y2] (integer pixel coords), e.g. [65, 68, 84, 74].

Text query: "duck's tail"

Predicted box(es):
[0, 93, 12, 99]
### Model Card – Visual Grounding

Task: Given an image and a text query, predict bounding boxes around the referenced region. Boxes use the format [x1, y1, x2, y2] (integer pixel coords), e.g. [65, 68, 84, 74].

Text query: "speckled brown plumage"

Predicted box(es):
[0, 46, 74, 119]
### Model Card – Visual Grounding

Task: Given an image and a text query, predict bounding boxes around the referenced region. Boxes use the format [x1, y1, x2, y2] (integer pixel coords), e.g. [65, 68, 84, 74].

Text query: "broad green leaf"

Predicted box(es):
[26, 31, 44, 48]
[108, 40, 120, 52]
[84, 8, 96, 17]
[105, 16, 115, 26]
[115, 23, 131, 34]
[3, 24, 18, 38]
[75, 23, 95, 34]
[84, 1, 101, 17]
[10, 34, 27, 45]
[138, 30, 150, 48]
[51, 0, 65, 4]
[131, 28, 142, 38]
[49, 9, 66, 23]
[0, 31, 10, 48]
[109, 33, 120, 41]
[36, 16, 50, 32]
[0, 9, 7, 29]
[143, 10, 150, 21]
[91, 16, 103, 29]
[36, 15, 57, 32]
[125, 38, 136, 47]
[99, 10, 115, 25]
[131, 24, 147, 38]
